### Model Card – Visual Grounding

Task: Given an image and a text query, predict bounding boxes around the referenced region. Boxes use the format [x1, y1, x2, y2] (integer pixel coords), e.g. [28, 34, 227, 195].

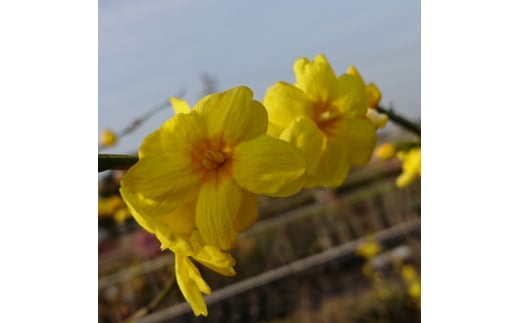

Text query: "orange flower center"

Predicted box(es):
[202, 150, 226, 169]
[312, 101, 342, 137]
[192, 139, 233, 185]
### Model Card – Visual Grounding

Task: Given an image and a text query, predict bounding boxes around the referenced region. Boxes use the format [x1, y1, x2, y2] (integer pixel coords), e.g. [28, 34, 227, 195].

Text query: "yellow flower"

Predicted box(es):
[98, 195, 125, 216]
[408, 281, 421, 300]
[120, 86, 306, 315]
[396, 147, 421, 188]
[100, 129, 118, 147]
[401, 264, 418, 283]
[356, 235, 382, 259]
[346, 65, 388, 129]
[375, 143, 396, 160]
[263, 54, 377, 188]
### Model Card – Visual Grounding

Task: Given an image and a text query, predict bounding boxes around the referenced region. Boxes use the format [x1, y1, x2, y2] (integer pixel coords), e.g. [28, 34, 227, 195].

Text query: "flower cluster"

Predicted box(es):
[375, 143, 421, 188]
[119, 54, 378, 316]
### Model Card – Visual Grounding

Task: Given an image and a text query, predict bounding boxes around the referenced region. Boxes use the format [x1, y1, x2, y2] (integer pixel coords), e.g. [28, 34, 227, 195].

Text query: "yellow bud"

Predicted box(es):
[101, 129, 118, 147]
[375, 143, 396, 160]
[366, 83, 382, 108]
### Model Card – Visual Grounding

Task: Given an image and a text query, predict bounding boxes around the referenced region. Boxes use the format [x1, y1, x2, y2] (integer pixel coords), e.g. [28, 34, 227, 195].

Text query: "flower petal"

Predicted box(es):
[170, 97, 191, 114]
[263, 81, 313, 137]
[195, 86, 267, 146]
[156, 202, 196, 237]
[175, 255, 210, 316]
[233, 190, 258, 233]
[195, 179, 242, 250]
[232, 135, 306, 197]
[138, 130, 164, 158]
[366, 83, 382, 108]
[159, 111, 207, 155]
[344, 118, 377, 166]
[279, 116, 326, 174]
[120, 155, 200, 218]
[308, 136, 351, 188]
[193, 244, 237, 277]
[333, 74, 368, 119]
[293, 54, 338, 102]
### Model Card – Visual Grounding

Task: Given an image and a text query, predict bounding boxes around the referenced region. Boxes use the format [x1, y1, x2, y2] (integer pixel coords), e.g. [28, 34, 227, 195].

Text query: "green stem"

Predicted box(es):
[376, 105, 421, 136]
[98, 154, 138, 172]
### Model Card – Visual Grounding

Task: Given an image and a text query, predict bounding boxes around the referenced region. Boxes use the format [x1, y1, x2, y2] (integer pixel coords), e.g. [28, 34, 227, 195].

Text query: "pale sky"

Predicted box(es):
[99, 0, 420, 154]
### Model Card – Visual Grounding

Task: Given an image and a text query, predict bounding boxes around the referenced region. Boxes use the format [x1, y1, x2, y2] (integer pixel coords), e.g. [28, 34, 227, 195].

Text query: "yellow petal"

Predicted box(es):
[138, 129, 163, 158]
[175, 255, 210, 316]
[232, 135, 306, 197]
[346, 65, 365, 83]
[156, 202, 196, 237]
[333, 73, 368, 119]
[396, 171, 416, 188]
[195, 179, 242, 250]
[170, 97, 191, 114]
[120, 155, 200, 218]
[120, 187, 196, 255]
[159, 111, 207, 155]
[308, 136, 351, 188]
[263, 81, 313, 137]
[193, 245, 237, 277]
[279, 116, 326, 174]
[294, 54, 338, 102]
[344, 118, 377, 166]
[195, 86, 268, 146]
[233, 190, 258, 233]
[366, 83, 382, 108]
[119, 187, 156, 234]
[366, 109, 388, 129]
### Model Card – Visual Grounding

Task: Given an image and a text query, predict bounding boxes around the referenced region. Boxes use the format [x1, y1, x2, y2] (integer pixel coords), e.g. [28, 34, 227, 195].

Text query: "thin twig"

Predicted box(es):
[123, 273, 177, 323]
[376, 105, 421, 136]
[99, 89, 186, 151]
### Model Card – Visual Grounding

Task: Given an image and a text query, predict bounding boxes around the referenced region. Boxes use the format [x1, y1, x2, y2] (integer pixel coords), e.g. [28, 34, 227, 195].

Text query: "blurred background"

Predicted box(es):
[98, 1, 421, 322]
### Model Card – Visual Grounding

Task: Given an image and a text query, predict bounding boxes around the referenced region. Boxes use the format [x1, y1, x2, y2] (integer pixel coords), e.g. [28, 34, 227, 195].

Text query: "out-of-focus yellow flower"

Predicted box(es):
[347, 66, 388, 129]
[396, 148, 421, 188]
[113, 208, 131, 224]
[120, 86, 306, 316]
[408, 281, 421, 300]
[356, 236, 382, 259]
[100, 129, 118, 147]
[375, 143, 396, 160]
[98, 195, 125, 216]
[399, 264, 420, 303]
[99, 195, 131, 224]
[263, 54, 376, 189]
[401, 264, 418, 283]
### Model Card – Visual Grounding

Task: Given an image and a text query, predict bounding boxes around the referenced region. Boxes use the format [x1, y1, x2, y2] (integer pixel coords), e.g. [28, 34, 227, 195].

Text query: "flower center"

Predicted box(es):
[312, 101, 342, 137]
[202, 150, 226, 169]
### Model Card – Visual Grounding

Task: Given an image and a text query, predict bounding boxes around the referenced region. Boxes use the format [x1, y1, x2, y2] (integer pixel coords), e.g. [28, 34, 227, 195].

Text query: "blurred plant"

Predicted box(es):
[400, 264, 421, 308]
[98, 53, 422, 319]
[356, 235, 421, 317]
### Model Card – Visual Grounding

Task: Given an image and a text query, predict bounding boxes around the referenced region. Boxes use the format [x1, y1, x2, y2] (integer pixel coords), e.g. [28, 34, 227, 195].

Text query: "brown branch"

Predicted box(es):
[376, 105, 421, 136]
[98, 154, 138, 172]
